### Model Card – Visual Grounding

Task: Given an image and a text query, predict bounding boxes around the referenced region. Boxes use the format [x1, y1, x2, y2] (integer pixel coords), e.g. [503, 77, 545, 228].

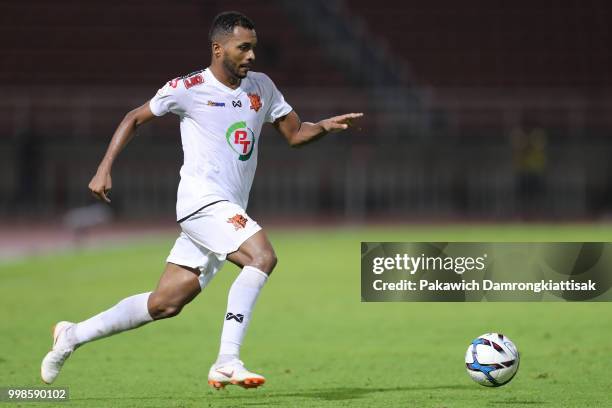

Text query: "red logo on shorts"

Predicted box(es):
[227, 214, 248, 230]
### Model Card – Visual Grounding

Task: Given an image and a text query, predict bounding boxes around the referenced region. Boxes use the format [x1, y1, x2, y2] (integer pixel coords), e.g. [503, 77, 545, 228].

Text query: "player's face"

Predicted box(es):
[221, 26, 257, 79]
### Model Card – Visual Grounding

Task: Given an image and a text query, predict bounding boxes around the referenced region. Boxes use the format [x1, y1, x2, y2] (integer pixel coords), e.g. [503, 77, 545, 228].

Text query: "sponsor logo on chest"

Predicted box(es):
[225, 121, 255, 161]
[204, 92, 261, 112]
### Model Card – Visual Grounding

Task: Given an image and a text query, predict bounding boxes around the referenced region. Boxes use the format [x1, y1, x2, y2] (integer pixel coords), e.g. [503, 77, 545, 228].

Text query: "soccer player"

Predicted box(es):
[41, 11, 362, 389]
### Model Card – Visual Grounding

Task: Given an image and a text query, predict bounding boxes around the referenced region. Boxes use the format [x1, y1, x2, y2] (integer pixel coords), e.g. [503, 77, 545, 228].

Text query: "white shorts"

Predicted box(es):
[166, 201, 262, 288]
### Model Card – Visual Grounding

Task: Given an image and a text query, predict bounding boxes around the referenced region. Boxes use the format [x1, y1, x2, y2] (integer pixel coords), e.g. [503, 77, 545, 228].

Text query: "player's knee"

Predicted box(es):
[150, 303, 183, 320]
[251, 250, 277, 274]
[148, 296, 184, 320]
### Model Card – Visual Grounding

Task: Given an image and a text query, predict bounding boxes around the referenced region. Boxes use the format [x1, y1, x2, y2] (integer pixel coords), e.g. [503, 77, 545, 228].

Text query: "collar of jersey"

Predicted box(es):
[204, 68, 245, 97]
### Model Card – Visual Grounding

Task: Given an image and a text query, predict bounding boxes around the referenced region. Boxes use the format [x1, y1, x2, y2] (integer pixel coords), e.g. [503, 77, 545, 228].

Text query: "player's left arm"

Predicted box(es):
[273, 110, 363, 147]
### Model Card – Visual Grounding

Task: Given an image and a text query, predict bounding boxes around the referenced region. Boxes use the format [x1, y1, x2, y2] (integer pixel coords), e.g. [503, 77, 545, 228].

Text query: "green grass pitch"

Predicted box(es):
[1, 224, 611, 407]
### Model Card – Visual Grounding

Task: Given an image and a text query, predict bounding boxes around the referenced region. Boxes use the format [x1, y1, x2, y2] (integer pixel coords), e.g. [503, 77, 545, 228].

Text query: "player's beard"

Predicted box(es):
[222, 56, 247, 80]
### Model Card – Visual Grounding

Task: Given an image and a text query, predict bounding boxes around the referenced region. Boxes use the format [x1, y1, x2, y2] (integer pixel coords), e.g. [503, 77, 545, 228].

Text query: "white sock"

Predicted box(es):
[72, 292, 153, 346]
[217, 266, 268, 363]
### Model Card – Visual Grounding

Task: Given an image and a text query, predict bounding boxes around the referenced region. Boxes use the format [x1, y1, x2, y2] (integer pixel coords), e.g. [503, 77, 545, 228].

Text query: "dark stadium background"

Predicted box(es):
[1, 0, 611, 231]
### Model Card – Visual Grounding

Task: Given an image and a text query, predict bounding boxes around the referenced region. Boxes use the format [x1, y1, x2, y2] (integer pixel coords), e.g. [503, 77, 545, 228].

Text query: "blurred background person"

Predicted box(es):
[511, 121, 548, 219]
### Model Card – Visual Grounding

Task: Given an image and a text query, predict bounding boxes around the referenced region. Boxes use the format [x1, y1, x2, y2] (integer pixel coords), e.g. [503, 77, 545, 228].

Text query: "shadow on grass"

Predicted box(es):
[73, 385, 488, 405]
[218, 384, 472, 402]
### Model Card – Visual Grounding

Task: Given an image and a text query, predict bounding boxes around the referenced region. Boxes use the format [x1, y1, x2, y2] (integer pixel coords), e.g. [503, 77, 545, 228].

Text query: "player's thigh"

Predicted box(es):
[180, 201, 261, 256]
[226, 229, 277, 273]
[150, 262, 202, 308]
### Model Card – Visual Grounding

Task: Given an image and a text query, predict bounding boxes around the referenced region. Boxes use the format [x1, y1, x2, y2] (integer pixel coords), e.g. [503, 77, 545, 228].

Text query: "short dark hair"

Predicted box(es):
[209, 11, 255, 43]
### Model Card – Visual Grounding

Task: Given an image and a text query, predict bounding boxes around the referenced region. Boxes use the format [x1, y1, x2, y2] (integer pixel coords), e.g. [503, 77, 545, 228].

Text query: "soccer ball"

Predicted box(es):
[465, 333, 519, 387]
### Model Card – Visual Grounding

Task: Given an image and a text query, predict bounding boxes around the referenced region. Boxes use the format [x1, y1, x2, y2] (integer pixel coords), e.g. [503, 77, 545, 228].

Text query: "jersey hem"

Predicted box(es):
[177, 200, 228, 223]
[176, 197, 236, 222]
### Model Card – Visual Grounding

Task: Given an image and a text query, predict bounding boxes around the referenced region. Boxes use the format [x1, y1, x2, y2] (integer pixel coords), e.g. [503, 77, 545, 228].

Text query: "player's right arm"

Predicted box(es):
[88, 102, 157, 203]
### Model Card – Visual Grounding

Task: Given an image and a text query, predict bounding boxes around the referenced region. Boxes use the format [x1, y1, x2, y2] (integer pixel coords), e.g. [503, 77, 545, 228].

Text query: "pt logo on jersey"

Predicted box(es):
[227, 214, 248, 230]
[225, 313, 244, 323]
[226, 121, 255, 161]
[248, 93, 262, 112]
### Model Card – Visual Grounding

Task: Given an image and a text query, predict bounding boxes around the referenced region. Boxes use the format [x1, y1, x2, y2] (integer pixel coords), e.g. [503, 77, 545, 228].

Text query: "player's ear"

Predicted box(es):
[212, 42, 223, 59]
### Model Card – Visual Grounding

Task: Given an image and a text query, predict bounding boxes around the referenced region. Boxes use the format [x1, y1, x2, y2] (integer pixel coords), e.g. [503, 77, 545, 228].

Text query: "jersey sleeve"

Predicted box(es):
[149, 78, 190, 117]
[263, 75, 293, 123]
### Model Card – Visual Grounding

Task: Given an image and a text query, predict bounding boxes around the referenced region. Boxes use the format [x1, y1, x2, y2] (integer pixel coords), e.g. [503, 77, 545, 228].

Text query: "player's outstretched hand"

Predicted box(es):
[88, 170, 112, 203]
[319, 112, 363, 133]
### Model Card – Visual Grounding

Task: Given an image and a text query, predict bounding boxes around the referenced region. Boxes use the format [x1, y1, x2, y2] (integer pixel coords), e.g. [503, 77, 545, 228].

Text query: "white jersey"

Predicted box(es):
[149, 68, 292, 221]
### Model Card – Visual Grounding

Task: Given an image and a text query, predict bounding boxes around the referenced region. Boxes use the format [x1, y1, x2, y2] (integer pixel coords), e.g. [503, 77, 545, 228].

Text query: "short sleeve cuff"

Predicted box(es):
[267, 104, 293, 123]
[149, 99, 167, 117]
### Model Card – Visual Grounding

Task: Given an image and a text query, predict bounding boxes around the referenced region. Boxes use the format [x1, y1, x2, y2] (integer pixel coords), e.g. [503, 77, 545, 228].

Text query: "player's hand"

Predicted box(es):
[319, 112, 363, 133]
[88, 170, 112, 203]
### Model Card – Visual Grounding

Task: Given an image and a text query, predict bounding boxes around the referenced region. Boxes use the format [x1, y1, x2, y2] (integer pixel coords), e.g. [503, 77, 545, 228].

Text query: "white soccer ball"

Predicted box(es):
[465, 333, 519, 387]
